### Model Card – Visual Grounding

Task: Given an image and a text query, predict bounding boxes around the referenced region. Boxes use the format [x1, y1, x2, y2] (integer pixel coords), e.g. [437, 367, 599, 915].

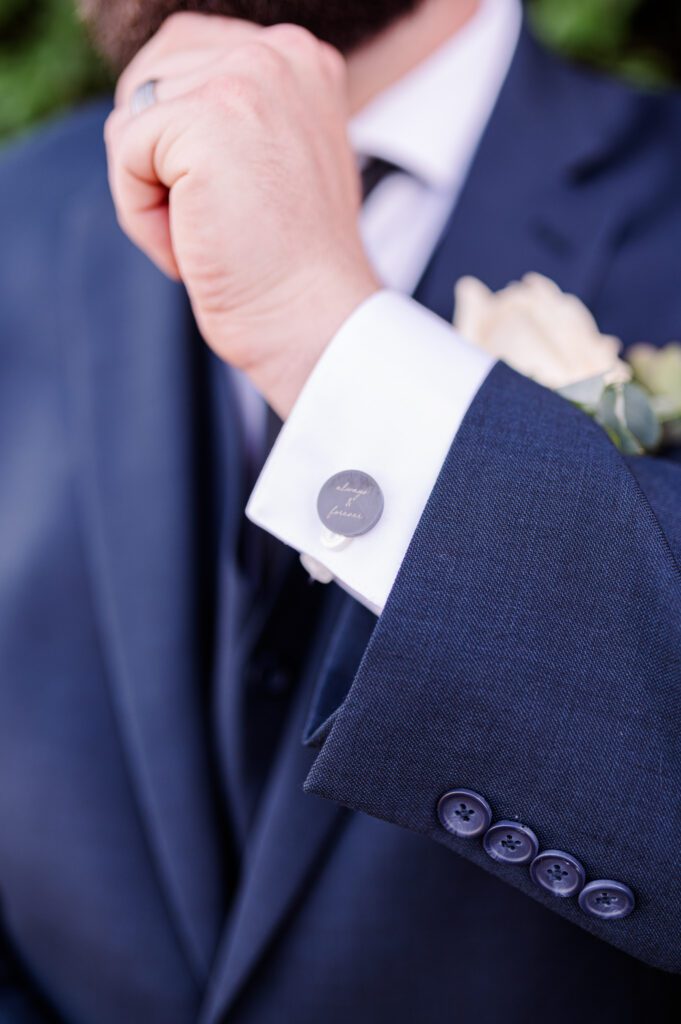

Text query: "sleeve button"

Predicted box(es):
[483, 820, 539, 865]
[578, 880, 635, 920]
[529, 850, 586, 898]
[437, 789, 492, 839]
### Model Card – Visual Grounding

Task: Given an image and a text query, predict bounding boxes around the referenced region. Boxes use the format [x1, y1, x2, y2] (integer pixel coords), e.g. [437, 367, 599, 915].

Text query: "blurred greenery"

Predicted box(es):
[0, 0, 680, 142]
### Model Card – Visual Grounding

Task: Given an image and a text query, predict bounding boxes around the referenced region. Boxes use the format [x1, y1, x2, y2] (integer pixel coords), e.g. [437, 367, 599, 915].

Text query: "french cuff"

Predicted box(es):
[246, 290, 495, 615]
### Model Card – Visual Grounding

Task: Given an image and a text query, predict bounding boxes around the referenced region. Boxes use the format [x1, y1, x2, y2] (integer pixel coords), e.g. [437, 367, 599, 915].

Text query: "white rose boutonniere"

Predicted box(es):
[454, 273, 630, 389]
[453, 272, 681, 454]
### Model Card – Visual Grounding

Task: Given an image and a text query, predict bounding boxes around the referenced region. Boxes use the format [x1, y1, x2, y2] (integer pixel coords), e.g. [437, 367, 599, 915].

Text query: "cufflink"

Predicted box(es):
[303, 472, 384, 586]
[317, 471, 384, 539]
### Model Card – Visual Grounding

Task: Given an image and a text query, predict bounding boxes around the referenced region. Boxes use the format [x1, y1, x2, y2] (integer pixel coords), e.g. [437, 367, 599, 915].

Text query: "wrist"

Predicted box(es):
[248, 264, 381, 418]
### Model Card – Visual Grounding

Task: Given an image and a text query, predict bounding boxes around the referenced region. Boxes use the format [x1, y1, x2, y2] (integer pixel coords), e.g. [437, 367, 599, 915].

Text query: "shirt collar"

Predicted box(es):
[349, 0, 523, 193]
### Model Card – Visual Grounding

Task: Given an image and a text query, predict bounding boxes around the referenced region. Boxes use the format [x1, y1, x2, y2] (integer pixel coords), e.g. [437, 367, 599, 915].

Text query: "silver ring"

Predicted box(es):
[130, 79, 160, 116]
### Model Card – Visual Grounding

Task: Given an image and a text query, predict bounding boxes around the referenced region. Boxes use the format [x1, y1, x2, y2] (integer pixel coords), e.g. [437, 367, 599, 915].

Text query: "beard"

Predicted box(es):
[79, 0, 424, 70]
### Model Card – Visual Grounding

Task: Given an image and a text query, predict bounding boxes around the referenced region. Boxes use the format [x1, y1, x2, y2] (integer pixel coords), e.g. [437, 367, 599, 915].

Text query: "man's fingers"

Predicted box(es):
[106, 18, 350, 280]
[117, 56, 237, 115]
[261, 24, 347, 93]
[115, 49, 224, 109]
[105, 146, 177, 279]
[115, 19, 346, 114]
[105, 95, 200, 276]
[115, 14, 260, 108]
[128, 206, 180, 281]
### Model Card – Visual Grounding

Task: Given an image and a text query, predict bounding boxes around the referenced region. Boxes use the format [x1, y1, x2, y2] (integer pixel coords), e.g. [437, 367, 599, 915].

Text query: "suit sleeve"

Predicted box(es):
[303, 361, 681, 974]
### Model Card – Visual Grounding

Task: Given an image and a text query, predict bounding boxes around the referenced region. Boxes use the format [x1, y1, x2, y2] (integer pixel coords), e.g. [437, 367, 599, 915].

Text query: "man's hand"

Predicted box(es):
[105, 13, 379, 417]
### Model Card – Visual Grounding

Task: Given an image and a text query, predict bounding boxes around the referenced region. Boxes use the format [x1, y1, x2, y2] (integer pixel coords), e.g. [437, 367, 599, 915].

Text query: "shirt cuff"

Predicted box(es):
[246, 290, 495, 615]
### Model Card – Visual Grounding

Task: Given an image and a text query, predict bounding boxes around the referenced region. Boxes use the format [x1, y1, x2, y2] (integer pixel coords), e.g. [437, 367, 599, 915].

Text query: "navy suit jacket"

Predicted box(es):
[1, 24, 680, 1024]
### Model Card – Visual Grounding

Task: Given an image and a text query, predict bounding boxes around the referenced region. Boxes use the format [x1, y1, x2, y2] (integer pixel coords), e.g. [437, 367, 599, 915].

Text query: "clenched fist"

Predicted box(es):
[105, 13, 379, 416]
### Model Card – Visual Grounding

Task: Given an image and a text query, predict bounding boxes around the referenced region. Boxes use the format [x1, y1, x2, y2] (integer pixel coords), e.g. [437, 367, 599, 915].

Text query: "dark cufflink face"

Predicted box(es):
[483, 820, 539, 865]
[317, 471, 384, 538]
[578, 880, 635, 920]
[529, 850, 586, 898]
[437, 789, 492, 839]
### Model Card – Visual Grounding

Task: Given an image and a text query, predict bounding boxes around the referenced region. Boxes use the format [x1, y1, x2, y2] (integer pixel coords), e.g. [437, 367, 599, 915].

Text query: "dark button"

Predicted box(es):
[483, 820, 539, 865]
[437, 789, 492, 839]
[578, 880, 635, 920]
[317, 471, 384, 538]
[530, 850, 586, 898]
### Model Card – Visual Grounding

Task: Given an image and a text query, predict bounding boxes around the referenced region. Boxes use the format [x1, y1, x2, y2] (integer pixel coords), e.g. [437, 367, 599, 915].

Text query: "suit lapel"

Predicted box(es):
[415, 24, 640, 317]
[62, 169, 231, 981]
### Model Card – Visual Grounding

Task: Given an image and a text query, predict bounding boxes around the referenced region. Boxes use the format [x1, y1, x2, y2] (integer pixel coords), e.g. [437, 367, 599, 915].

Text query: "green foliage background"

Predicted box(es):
[1, 0, 680, 142]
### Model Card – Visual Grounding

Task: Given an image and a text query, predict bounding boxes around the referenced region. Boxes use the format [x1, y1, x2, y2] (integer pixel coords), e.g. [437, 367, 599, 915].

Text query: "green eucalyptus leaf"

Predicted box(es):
[595, 385, 618, 428]
[558, 374, 607, 410]
[595, 386, 645, 454]
[622, 382, 662, 450]
[594, 383, 662, 454]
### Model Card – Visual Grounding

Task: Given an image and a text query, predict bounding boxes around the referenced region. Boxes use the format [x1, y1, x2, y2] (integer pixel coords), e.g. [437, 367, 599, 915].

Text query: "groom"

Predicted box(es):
[0, 0, 680, 1021]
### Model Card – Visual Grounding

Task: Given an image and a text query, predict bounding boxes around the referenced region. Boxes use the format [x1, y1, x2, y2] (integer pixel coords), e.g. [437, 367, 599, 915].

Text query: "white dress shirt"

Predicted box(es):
[246, 0, 522, 615]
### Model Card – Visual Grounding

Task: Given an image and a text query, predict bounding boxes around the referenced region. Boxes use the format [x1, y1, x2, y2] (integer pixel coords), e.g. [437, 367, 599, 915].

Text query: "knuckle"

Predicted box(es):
[201, 72, 260, 114]
[320, 44, 346, 80]
[240, 40, 287, 76]
[151, 11, 208, 55]
[200, 74, 233, 105]
[134, 11, 185, 59]
[268, 22, 317, 53]
[159, 10, 198, 35]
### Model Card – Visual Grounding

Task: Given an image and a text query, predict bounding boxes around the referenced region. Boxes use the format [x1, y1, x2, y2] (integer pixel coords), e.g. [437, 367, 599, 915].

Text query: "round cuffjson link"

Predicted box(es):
[317, 471, 384, 542]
